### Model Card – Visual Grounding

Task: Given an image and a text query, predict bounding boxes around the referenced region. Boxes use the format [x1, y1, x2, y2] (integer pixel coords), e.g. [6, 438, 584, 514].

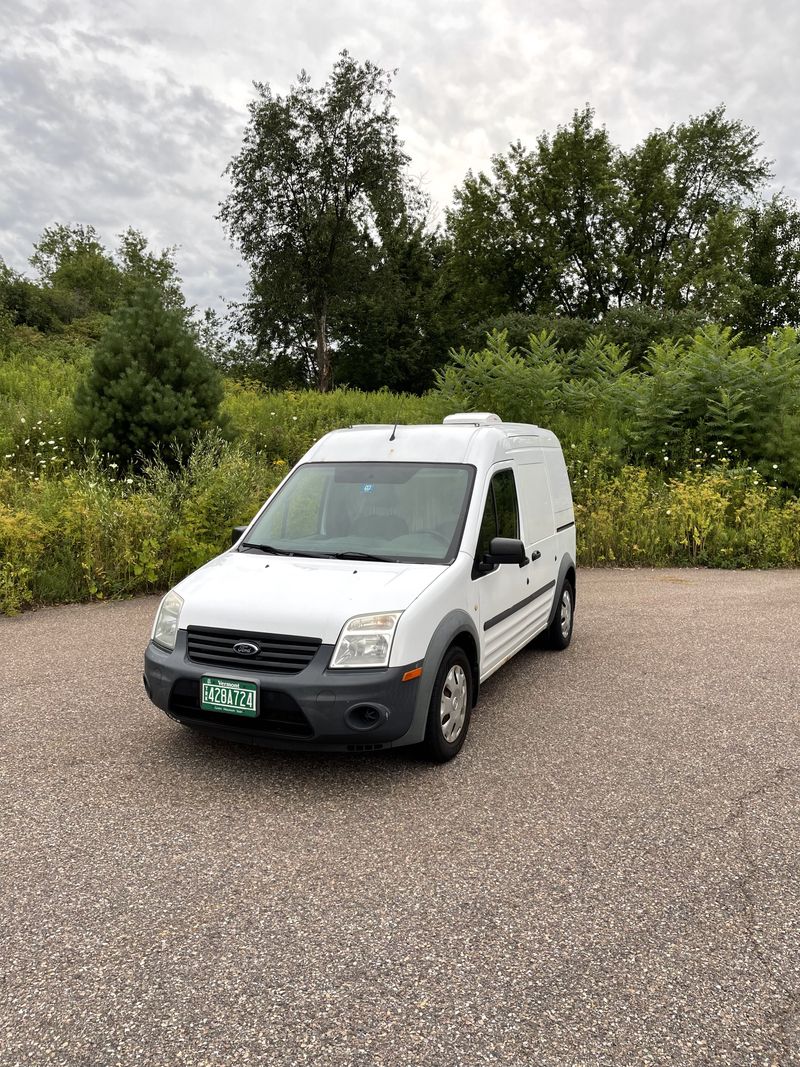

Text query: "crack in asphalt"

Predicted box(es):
[708, 766, 800, 1066]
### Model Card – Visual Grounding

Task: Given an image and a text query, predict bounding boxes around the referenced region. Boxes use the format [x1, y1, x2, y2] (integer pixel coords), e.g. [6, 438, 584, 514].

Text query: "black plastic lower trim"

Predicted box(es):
[483, 580, 556, 631]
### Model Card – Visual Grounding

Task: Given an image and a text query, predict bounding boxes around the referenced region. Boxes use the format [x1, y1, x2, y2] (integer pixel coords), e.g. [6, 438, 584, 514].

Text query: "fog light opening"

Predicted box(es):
[345, 704, 385, 731]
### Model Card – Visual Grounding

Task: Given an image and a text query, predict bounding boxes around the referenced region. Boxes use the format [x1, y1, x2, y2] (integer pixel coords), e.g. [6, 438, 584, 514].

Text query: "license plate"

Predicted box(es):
[200, 676, 258, 717]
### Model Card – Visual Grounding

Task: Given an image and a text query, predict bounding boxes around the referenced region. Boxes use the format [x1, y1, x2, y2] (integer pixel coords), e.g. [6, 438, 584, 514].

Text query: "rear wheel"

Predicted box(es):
[422, 646, 473, 762]
[545, 579, 574, 650]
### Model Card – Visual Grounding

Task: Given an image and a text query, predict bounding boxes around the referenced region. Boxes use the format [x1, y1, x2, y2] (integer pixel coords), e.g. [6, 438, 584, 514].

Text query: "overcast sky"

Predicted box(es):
[2, 0, 799, 312]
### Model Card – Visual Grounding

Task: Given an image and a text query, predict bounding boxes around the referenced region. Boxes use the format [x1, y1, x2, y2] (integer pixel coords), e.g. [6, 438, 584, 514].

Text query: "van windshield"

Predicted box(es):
[242, 462, 475, 565]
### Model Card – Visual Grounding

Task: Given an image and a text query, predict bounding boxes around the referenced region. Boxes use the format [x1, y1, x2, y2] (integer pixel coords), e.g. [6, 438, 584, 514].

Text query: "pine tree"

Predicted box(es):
[75, 285, 222, 467]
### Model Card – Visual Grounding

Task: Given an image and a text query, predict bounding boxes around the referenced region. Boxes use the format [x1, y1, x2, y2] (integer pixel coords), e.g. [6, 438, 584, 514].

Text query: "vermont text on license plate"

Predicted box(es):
[200, 677, 258, 717]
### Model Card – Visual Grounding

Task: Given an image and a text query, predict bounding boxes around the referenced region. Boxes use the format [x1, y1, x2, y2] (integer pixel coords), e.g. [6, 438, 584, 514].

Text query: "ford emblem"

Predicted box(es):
[233, 641, 260, 656]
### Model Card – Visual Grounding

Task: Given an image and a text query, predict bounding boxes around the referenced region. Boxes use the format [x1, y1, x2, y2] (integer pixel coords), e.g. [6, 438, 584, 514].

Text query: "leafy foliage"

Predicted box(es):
[74, 286, 222, 467]
[220, 51, 417, 391]
[446, 105, 779, 334]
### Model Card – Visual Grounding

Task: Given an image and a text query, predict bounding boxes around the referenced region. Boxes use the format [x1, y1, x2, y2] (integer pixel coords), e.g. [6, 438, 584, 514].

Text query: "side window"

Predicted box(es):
[493, 469, 519, 539]
[476, 488, 497, 559]
[474, 469, 520, 573]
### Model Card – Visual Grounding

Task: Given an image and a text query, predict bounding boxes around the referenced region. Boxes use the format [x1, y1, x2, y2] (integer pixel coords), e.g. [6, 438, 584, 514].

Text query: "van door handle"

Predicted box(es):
[529, 550, 541, 562]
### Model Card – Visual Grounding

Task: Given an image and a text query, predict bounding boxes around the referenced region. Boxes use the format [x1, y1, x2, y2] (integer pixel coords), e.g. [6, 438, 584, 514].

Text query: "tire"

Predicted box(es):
[545, 579, 574, 650]
[421, 646, 473, 762]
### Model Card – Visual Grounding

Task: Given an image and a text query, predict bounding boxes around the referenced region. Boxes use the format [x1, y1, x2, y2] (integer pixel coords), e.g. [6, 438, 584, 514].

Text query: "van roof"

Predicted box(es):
[302, 413, 561, 467]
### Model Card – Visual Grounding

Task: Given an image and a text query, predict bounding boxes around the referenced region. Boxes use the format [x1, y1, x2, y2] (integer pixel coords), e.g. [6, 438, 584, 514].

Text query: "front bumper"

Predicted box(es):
[143, 630, 424, 751]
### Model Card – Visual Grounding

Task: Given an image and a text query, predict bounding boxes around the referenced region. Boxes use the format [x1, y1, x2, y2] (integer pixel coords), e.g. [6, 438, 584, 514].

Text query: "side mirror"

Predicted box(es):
[231, 525, 248, 547]
[484, 537, 527, 566]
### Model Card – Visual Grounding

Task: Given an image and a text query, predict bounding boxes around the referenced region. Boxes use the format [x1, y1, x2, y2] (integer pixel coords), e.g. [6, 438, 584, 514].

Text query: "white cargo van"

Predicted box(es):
[144, 413, 576, 760]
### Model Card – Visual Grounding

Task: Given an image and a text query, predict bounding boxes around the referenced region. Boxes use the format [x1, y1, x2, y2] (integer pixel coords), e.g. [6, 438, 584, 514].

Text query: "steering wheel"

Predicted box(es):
[416, 529, 451, 547]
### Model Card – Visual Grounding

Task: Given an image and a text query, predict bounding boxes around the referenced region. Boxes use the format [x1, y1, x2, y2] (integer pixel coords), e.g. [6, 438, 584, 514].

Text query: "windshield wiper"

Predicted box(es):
[330, 551, 395, 562]
[240, 542, 324, 558]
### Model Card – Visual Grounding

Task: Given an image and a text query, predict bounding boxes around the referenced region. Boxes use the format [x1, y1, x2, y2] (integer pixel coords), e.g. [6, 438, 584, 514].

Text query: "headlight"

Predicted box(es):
[329, 612, 402, 669]
[152, 589, 184, 651]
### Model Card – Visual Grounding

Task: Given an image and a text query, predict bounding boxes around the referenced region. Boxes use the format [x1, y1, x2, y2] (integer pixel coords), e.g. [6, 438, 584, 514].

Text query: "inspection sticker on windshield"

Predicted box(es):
[200, 676, 258, 717]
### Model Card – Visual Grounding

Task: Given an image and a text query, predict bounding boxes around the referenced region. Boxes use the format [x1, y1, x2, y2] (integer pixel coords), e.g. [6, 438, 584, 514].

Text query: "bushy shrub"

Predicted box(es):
[0, 434, 284, 613]
[74, 285, 222, 467]
[436, 326, 800, 486]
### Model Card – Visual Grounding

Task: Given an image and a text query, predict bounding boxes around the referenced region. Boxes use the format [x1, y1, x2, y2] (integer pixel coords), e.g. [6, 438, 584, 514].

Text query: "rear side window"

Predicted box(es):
[475, 468, 520, 563]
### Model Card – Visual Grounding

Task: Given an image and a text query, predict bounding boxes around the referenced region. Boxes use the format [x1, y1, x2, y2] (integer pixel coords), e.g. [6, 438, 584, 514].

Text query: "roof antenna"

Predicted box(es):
[389, 423, 397, 441]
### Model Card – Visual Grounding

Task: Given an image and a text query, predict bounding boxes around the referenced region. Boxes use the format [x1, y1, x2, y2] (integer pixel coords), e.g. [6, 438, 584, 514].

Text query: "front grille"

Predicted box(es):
[186, 626, 321, 675]
[169, 679, 314, 737]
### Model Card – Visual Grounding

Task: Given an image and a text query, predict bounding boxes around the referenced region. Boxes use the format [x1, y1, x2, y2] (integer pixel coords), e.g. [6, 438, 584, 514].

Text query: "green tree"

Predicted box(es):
[30, 223, 122, 317]
[220, 51, 413, 391]
[617, 106, 771, 309]
[446, 108, 622, 321]
[334, 218, 461, 392]
[446, 105, 772, 329]
[732, 197, 800, 341]
[117, 228, 187, 313]
[74, 285, 222, 467]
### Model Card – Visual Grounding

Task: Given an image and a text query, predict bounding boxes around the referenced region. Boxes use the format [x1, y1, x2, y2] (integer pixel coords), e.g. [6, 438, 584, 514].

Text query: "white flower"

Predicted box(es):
[773, 464, 778, 469]
[24, 439, 30, 445]
[3, 453, 12, 458]
[666, 509, 672, 515]
[109, 462, 118, 469]
[695, 447, 701, 452]
[292, 416, 298, 421]
[271, 411, 276, 416]
[20, 416, 25, 424]
[47, 440, 55, 445]
[125, 477, 134, 484]
[716, 440, 723, 446]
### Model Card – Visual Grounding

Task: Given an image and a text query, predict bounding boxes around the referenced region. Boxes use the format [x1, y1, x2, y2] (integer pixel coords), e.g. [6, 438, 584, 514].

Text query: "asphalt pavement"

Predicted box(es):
[1, 569, 798, 1066]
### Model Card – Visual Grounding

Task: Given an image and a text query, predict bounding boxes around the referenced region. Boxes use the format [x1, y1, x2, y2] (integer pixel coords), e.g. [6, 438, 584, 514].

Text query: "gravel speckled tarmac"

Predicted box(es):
[1, 569, 799, 1067]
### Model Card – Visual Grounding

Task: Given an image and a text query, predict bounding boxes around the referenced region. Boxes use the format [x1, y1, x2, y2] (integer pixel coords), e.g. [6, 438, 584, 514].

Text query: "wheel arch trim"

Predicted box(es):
[394, 610, 481, 747]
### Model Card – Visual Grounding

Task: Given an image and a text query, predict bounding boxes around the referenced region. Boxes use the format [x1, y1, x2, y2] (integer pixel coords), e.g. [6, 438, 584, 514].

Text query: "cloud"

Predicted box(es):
[2, 0, 799, 310]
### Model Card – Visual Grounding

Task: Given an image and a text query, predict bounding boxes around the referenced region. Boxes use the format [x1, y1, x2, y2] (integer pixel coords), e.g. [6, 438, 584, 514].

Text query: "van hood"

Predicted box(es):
[175, 550, 446, 643]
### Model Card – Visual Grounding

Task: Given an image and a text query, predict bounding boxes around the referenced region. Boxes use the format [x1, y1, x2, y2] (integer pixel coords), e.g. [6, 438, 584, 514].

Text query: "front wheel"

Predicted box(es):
[421, 646, 473, 762]
[545, 579, 574, 650]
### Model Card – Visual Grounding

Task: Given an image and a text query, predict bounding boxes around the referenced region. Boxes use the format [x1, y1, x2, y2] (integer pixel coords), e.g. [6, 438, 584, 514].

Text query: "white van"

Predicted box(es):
[143, 413, 576, 761]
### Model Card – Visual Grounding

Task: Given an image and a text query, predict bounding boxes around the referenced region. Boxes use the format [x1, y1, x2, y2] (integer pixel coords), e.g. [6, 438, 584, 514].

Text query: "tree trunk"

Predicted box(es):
[315, 307, 332, 392]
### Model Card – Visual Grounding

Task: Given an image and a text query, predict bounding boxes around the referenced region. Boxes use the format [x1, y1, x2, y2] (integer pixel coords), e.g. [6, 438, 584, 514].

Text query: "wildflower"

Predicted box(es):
[292, 416, 298, 421]
[109, 462, 118, 470]
[125, 478, 134, 484]
[47, 440, 55, 445]
[20, 416, 25, 423]
[695, 447, 701, 452]
[773, 463, 778, 469]
[271, 411, 276, 416]
[3, 453, 12, 459]
[716, 440, 723, 446]
[24, 439, 29, 445]
[666, 509, 672, 515]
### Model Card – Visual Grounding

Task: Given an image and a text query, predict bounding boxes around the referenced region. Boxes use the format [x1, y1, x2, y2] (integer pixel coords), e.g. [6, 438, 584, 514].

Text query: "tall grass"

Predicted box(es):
[2, 322, 800, 615]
